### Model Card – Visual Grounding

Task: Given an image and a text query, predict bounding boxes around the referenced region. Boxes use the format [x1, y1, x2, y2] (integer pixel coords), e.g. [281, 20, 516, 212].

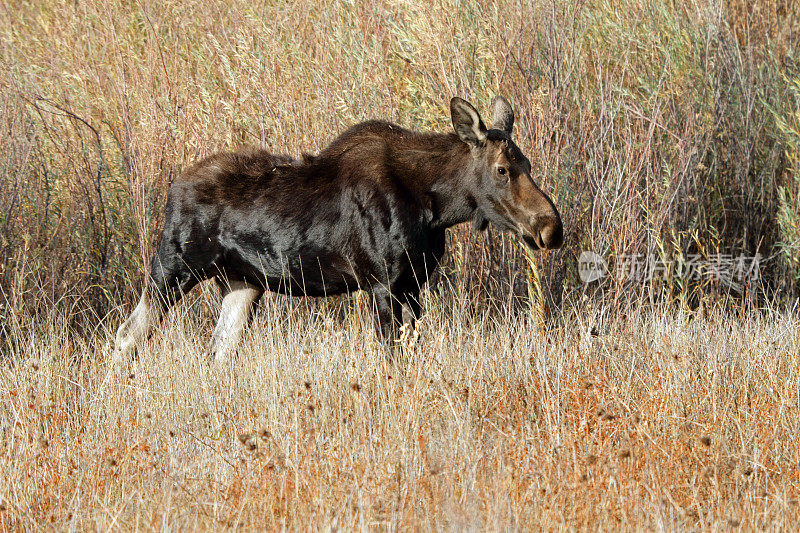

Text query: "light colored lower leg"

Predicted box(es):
[113, 289, 163, 364]
[212, 280, 262, 364]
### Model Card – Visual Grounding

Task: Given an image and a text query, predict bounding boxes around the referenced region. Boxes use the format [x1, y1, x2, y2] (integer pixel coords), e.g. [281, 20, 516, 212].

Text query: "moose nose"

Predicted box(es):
[539, 217, 563, 249]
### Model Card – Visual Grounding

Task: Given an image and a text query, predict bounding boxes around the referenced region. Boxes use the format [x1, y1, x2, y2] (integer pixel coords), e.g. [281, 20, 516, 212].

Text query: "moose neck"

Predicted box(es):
[395, 132, 479, 230]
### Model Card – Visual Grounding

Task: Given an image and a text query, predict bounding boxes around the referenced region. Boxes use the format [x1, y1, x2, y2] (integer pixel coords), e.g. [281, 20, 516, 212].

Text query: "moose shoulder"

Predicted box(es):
[114, 97, 563, 364]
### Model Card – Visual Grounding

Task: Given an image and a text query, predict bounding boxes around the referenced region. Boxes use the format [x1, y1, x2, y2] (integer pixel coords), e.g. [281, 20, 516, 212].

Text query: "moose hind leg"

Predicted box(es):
[113, 287, 167, 365]
[113, 256, 198, 365]
[212, 280, 263, 364]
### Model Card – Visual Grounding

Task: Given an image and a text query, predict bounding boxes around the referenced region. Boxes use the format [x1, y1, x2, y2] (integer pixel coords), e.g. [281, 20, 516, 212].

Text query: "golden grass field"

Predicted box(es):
[2, 292, 799, 529]
[1, 0, 800, 529]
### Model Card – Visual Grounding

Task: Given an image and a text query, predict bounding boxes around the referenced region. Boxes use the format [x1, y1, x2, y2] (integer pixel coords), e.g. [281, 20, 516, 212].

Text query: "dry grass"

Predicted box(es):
[1, 288, 799, 529]
[1, 0, 800, 529]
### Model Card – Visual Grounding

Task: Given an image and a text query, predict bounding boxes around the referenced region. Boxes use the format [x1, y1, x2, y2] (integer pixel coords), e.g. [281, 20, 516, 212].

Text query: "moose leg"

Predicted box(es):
[211, 279, 263, 364]
[402, 291, 422, 326]
[113, 287, 166, 365]
[113, 258, 197, 365]
[371, 287, 403, 345]
[400, 291, 423, 344]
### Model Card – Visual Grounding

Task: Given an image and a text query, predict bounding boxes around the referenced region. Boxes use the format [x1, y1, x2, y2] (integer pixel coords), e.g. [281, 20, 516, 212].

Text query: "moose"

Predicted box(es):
[114, 97, 563, 364]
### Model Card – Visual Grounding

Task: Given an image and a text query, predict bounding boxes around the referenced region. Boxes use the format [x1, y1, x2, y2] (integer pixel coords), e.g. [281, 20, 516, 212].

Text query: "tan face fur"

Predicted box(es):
[451, 96, 563, 250]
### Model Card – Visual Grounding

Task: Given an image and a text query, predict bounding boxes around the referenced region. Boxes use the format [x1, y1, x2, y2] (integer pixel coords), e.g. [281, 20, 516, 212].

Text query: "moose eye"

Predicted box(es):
[497, 167, 507, 176]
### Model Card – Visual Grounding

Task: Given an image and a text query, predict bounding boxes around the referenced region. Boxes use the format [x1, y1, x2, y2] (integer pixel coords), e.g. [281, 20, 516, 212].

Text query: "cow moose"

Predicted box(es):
[114, 96, 563, 364]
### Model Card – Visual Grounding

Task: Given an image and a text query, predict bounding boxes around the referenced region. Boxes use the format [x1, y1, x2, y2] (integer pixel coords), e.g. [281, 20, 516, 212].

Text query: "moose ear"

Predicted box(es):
[490, 96, 514, 134]
[450, 97, 487, 147]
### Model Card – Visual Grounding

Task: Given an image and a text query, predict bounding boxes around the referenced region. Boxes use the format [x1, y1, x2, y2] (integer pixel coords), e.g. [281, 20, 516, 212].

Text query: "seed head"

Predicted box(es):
[239, 432, 258, 451]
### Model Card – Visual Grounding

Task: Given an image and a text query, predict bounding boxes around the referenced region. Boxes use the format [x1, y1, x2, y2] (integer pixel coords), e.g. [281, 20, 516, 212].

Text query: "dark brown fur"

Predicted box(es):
[114, 97, 563, 362]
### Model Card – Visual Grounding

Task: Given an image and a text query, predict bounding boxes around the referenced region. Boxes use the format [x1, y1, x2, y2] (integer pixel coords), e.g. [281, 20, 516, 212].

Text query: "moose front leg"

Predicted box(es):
[370, 287, 403, 345]
[401, 291, 422, 327]
[400, 290, 423, 346]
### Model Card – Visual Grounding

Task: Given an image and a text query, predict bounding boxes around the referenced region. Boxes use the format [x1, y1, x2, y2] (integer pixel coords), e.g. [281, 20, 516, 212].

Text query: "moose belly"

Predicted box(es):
[260, 253, 362, 297]
[216, 225, 364, 296]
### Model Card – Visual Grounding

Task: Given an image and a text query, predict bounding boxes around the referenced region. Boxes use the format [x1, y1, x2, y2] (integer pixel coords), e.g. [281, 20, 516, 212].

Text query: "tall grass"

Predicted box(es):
[776, 69, 800, 288]
[2, 287, 800, 529]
